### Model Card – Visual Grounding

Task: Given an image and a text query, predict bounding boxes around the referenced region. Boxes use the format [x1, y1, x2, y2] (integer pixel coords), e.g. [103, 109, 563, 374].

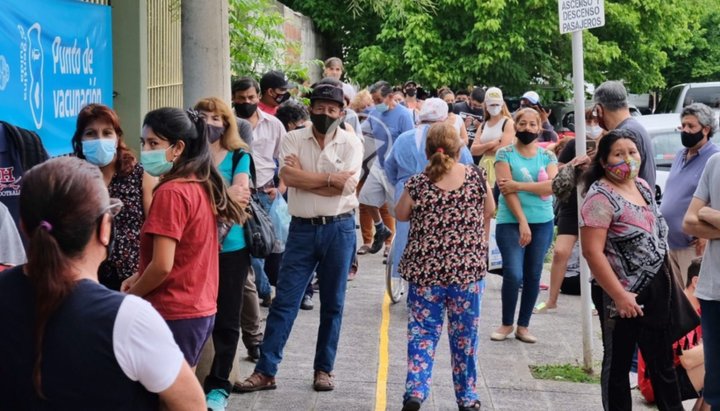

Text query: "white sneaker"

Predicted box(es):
[629, 371, 638, 389]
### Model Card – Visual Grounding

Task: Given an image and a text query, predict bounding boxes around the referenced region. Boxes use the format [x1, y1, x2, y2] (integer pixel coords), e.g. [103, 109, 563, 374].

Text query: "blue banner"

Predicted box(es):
[0, 0, 112, 156]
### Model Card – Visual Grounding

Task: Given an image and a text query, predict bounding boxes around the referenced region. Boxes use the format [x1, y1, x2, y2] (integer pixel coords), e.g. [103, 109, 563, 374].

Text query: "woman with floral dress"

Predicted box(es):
[395, 122, 495, 411]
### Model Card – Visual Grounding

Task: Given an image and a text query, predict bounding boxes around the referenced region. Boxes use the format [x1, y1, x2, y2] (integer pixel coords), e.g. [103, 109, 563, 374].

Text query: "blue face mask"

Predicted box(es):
[82, 138, 117, 167]
[140, 146, 174, 176]
[375, 103, 389, 114]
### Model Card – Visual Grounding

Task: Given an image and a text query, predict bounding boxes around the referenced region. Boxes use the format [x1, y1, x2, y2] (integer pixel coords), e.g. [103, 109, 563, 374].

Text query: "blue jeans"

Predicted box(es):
[255, 215, 356, 376]
[251, 191, 276, 299]
[496, 221, 554, 327]
[405, 280, 484, 407]
[700, 299, 720, 407]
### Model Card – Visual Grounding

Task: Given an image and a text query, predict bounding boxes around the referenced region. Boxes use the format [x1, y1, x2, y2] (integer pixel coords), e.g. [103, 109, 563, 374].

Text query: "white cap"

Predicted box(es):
[484, 87, 504, 105]
[521, 91, 540, 105]
[419, 98, 449, 122]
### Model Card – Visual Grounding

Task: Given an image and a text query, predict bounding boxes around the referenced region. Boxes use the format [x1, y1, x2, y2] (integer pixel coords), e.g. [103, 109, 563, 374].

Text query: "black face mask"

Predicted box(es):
[310, 113, 341, 135]
[681, 130, 704, 148]
[234, 102, 257, 119]
[516, 130, 538, 145]
[274, 91, 291, 105]
[405, 88, 417, 97]
[447, 102, 454, 113]
[468, 105, 484, 117]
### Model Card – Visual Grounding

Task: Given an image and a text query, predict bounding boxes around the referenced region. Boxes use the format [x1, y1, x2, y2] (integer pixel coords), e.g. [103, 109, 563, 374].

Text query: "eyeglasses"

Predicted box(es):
[99, 198, 124, 219]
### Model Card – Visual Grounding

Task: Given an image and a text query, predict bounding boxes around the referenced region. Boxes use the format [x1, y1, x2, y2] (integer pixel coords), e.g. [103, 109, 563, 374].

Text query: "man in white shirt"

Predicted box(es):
[235, 84, 362, 394]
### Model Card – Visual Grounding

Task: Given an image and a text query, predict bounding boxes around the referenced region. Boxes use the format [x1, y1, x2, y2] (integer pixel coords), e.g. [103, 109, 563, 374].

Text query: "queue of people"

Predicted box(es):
[0, 61, 718, 411]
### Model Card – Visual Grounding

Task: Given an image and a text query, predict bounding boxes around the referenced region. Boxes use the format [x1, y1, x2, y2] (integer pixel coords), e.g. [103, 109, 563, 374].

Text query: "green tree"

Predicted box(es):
[283, 0, 698, 94]
[228, 0, 312, 82]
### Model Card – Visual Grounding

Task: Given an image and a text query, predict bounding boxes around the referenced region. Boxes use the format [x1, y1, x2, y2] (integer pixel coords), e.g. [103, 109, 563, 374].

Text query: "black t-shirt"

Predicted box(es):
[0, 124, 22, 228]
[557, 139, 580, 217]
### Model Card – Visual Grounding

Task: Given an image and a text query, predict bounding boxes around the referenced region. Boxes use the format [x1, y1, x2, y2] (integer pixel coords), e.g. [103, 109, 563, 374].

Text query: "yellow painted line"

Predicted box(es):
[374, 292, 392, 411]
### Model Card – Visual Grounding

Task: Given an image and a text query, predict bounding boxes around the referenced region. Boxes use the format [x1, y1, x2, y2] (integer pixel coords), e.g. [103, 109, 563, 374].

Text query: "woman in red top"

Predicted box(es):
[122, 107, 245, 368]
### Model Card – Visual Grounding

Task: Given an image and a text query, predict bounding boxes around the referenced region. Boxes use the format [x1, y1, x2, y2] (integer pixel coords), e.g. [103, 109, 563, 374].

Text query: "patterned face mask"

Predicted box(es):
[605, 157, 640, 182]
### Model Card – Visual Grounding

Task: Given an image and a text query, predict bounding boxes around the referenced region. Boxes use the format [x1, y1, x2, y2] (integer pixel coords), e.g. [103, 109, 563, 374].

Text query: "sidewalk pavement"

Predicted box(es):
[222, 249, 671, 410]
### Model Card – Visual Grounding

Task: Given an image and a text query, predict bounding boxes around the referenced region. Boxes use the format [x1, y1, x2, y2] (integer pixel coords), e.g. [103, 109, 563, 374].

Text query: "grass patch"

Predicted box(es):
[529, 363, 600, 384]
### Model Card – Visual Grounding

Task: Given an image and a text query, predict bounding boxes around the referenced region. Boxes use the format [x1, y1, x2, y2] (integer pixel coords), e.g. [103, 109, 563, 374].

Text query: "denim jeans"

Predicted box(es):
[405, 280, 484, 407]
[496, 221, 554, 327]
[251, 190, 277, 299]
[255, 215, 356, 376]
[700, 299, 720, 407]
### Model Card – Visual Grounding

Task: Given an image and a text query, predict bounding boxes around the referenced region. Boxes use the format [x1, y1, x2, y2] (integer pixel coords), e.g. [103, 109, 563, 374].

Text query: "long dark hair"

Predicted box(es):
[581, 128, 639, 195]
[142, 107, 245, 224]
[72, 103, 136, 176]
[19, 157, 109, 397]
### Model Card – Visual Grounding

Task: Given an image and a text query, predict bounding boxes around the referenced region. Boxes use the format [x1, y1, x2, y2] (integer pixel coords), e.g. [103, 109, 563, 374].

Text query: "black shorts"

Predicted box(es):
[556, 210, 579, 236]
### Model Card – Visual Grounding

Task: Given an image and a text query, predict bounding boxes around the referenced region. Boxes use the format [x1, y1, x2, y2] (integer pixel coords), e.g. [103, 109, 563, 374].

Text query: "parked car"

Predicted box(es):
[655, 82, 720, 114]
[633, 113, 684, 204]
[548, 101, 642, 140]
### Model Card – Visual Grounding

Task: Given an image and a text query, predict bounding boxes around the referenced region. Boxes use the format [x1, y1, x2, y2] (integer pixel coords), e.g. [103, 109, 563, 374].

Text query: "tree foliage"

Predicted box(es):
[228, 0, 313, 82]
[280, 0, 720, 95]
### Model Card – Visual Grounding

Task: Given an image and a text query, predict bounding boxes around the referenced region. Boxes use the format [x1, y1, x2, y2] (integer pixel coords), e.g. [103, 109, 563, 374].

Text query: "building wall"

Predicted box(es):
[274, 1, 325, 83]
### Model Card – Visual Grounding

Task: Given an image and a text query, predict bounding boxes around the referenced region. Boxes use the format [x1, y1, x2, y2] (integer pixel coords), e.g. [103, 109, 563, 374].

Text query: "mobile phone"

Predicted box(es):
[586, 140, 596, 153]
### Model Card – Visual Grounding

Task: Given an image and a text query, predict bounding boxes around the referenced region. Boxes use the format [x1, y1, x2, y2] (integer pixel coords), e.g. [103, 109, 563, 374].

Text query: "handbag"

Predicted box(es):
[242, 154, 276, 258]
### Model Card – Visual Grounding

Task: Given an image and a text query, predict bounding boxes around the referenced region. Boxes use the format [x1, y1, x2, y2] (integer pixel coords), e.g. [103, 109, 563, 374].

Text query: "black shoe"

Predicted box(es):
[260, 295, 272, 308]
[247, 344, 261, 361]
[458, 400, 481, 411]
[300, 295, 314, 310]
[402, 397, 422, 411]
[369, 225, 391, 254]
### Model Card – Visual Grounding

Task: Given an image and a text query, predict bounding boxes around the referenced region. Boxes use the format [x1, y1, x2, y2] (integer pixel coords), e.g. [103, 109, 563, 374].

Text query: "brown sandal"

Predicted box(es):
[313, 370, 335, 391]
[233, 372, 277, 393]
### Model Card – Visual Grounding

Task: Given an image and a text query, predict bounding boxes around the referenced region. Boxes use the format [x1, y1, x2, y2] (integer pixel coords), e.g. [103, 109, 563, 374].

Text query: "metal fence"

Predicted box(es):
[147, 0, 183, 109]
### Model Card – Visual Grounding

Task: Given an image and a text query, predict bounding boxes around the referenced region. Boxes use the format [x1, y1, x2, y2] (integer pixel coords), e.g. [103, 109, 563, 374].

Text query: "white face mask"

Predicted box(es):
[588, 125, 602, 138]
[487, 105, 502, 117]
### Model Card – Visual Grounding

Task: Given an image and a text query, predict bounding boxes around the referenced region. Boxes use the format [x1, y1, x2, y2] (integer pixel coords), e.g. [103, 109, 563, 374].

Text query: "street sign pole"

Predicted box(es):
[559, 0, 605, 373]
[571, 30, 594, 372]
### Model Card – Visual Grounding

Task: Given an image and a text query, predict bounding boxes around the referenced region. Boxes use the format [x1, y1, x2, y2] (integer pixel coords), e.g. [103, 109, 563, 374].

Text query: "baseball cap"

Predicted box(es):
[310, 84, 345, 106]
[419, 98, 449, 122]
[521, 91, 540, 105]
[404, 80, 418, 88]
[260, 70, 295, 92]
[484, 87, 504, 105]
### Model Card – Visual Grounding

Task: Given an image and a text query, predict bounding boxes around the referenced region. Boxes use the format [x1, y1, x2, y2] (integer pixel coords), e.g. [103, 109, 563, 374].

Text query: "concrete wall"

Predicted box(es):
[274, 1, 325, 83]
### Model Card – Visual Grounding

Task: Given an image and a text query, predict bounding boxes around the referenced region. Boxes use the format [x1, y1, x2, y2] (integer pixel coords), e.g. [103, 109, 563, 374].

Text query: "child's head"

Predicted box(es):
[686, 257, 702, 290]
[424, 122, 462, 182]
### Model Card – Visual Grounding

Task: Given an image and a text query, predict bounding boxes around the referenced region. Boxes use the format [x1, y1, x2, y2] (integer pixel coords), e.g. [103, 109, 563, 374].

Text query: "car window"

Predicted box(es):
[656, 85, 683, 113]
[684, 87, 720, 110]
[652, 131, 683, 167]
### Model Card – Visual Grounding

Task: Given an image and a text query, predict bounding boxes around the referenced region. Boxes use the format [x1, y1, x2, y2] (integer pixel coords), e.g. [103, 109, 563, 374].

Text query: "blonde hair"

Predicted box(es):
[194, 97, 250, 152]
[424, 122, 462, 183]
[350, 89, 373, 112]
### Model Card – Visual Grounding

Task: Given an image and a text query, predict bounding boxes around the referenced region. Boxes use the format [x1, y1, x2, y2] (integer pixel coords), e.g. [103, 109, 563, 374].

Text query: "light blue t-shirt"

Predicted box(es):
[217, 150, 251, 253]
[367, 104, 415, 169]
[495, 145, 557, 224]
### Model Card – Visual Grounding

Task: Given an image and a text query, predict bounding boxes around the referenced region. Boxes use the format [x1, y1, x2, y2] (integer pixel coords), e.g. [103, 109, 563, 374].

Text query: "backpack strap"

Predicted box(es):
[501, 118, 508, 132]
[230, 149, 257, 188]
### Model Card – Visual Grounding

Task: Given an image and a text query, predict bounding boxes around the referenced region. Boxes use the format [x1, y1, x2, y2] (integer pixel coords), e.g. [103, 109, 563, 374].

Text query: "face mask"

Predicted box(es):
[310, 113, 342, 135]
[375, 103, 389, 114]
[234, 102, 257, 119]
[588, 125, 603, 138]
[487, 105, 502, 117]
[468, 106, 484, 117]
[515, 130, 538, 145]
[140, 146, 174, 177]
[605, 157, 640, 182]
[681, 130, 704, 148]
[405, 89, 417, 97]
[207, 124, 225, 144]
[82, 138, 117, 167]
[274, 91, 290, 105]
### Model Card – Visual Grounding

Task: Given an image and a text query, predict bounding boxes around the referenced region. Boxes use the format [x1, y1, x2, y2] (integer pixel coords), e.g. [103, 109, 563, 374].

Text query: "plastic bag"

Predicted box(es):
[269, 194, 291, 253]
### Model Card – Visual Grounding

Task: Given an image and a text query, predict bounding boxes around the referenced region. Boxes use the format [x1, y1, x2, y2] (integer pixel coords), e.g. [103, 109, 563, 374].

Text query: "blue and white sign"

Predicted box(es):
[0, 0, 112, 156]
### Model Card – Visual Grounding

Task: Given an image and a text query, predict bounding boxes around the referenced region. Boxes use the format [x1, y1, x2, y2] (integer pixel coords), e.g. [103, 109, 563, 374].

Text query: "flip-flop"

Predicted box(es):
[356, 245, 371, 255]
[533, 302, 557, 314]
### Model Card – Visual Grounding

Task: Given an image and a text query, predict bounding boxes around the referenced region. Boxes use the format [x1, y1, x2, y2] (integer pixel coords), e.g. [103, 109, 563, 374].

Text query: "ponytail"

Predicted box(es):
[26, 224, 75, 398]
[424, 122, 461, 182]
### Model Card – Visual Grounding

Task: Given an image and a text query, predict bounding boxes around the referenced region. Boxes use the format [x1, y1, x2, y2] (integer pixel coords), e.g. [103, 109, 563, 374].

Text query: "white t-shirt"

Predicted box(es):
[112, 296, 184, 393]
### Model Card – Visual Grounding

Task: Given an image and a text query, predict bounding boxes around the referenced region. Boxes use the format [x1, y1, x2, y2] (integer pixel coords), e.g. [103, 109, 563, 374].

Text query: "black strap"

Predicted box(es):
[230, 149, 257, 188]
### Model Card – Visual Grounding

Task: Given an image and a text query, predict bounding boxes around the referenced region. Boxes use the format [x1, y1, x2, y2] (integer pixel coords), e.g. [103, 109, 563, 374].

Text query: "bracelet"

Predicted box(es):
[327, 173, 332, 188]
